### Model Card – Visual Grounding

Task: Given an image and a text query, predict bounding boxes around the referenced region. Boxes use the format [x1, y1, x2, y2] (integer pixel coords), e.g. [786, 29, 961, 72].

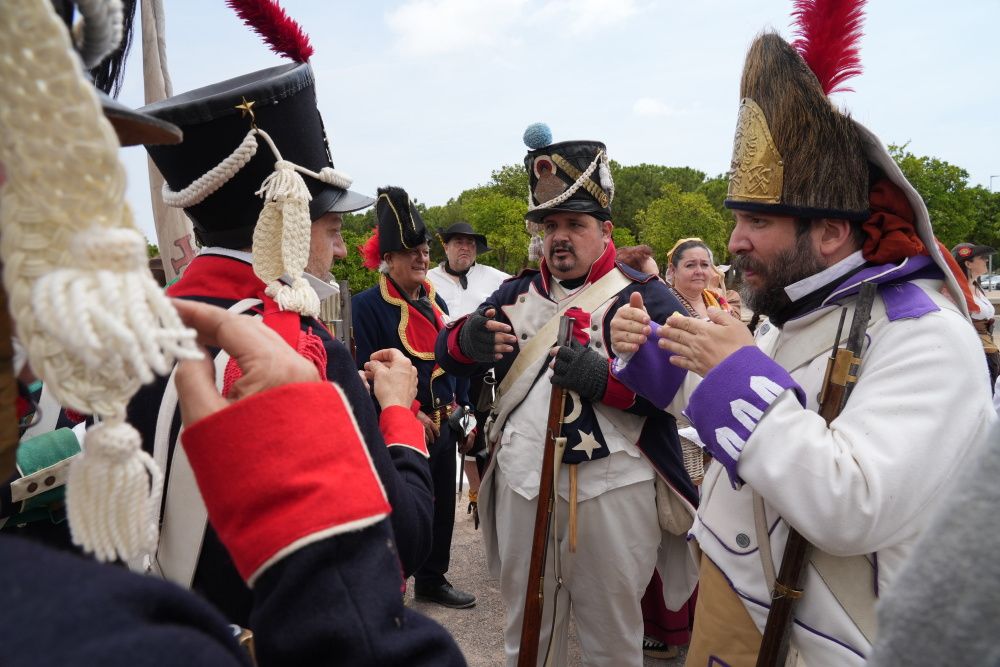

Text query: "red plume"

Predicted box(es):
[359, 228, 382, 270]
[225, 0, 314, 63]
[791, 0, 866, 95]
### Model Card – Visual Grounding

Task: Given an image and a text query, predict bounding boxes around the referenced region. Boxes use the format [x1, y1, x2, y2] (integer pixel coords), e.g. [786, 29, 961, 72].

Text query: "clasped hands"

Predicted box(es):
[609, 292, 754, 377]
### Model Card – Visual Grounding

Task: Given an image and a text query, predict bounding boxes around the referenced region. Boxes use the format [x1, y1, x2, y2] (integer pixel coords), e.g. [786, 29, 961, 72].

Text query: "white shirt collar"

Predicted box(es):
[784, 250, 866, 302]
[199, 246, 339, 301]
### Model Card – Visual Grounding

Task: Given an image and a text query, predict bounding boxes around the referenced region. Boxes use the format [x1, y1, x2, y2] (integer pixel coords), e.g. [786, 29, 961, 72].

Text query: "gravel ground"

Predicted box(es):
[405, 490, 687, 666]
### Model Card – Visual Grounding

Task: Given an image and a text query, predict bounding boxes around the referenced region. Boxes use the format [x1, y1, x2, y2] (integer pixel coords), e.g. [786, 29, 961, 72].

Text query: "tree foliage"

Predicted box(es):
[609, 162, 708, 235]
[327, 146, 997, 292]
[635, 184, 730, 265]
[888, 144, 979, 248]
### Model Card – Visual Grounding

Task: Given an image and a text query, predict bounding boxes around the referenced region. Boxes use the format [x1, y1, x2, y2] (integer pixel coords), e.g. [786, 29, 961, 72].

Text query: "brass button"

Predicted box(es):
[591, 324, 598, 331]
[519, 296, 525, 303]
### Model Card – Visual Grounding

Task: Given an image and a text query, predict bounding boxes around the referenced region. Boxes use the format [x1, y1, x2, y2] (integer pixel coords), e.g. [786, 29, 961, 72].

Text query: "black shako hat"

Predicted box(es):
[522, 123, 614, 223]
[142, 62, 373, 248]
[376, 186, 430, 255]
[437, 222, 491, 255]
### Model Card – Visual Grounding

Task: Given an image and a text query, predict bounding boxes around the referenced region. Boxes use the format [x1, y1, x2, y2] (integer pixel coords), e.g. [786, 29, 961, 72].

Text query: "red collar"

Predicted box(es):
[379, 274, 444, 359]
[167, 254, 263, 302]
[539, 239, 618, 293]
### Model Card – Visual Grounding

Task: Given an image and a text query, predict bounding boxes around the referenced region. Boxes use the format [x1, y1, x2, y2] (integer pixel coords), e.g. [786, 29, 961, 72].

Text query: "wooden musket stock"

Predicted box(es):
[756, 282, 877, 667]
[517, 315, 574, 667]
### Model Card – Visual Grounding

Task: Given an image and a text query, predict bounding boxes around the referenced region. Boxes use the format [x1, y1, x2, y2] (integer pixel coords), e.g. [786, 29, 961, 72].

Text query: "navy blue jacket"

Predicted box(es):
[0, 511, 463, 665]
[353, 274, 457, 415]
[127, 254, 434, 624]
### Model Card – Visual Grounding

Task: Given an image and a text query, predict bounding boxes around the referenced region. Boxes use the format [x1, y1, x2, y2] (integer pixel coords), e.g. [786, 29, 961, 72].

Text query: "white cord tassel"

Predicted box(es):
[66, 417, 163, 562]
[253, 160, 320, 318]
[0, 0, 201, 564]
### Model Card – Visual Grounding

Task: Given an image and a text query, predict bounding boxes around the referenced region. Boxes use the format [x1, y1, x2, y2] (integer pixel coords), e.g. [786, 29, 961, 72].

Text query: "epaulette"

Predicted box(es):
[505, 267, 540, 283]
[615, 261, 658, 284]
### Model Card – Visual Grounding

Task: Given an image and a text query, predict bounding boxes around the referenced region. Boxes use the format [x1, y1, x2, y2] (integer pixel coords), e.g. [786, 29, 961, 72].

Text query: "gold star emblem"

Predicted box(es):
[234, 97, 257, 127]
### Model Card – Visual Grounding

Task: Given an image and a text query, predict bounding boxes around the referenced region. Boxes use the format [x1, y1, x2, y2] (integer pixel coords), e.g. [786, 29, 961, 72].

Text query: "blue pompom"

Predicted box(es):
[523, 123, 552, 150]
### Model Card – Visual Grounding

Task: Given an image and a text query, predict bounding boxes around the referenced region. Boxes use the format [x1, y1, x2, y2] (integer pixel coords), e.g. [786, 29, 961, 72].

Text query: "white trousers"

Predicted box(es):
[493, 467, 660, 667]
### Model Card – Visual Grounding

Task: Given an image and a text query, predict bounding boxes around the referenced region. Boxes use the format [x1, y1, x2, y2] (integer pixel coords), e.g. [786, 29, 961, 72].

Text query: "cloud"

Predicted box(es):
[385, 0, 529, 57]
[385, 0, 643, 57]
[632, 98, 677, 117]
[536, 0, 640, 35]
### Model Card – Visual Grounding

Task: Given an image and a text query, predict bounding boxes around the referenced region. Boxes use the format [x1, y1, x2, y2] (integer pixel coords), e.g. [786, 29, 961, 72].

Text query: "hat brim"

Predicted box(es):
[99, 91, 182, 147]
[310, 187, 376, 219]
[439, 232, 491, 255]
[525, 200, 612, 223]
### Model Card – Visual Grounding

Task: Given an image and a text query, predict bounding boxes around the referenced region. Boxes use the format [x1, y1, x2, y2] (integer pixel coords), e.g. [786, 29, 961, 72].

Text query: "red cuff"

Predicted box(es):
[182, 382, 391, 586]
[380, 405, 429, 458]
[409, 399, 421, 416]
[446, 320, 475, 364]
[602, 360, 636, 410]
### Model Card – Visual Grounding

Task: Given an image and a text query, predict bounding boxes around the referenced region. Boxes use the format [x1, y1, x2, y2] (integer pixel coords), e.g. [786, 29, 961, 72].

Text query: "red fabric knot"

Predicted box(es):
[563, 307, 592, 345]
[862, 178, 977, 314]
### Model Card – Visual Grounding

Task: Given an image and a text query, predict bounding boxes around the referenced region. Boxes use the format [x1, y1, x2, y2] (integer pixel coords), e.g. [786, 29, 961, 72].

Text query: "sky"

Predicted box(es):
[115, 0, 1000, 245]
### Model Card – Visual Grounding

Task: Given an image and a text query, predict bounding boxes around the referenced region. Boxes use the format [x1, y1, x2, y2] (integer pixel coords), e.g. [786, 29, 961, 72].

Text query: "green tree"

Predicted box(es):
[968, 186, 1000, 251]
[146, 241, 159, 258]
[331, 229, 380, 294]
[462, 191, 529, 274]
[610, 162, 707, 234]
[635, 184, 730, 265]
[888, 144, 976, 247]
[611, 226, 636, 248]
[696, 175, 731, 225]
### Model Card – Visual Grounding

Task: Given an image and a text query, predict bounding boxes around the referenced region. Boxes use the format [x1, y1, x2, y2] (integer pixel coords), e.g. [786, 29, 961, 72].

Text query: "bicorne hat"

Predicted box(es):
[360, 187, 430, 269]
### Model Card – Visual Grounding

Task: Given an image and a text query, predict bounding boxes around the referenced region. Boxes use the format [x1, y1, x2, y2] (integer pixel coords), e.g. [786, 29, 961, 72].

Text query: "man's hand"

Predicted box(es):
[657, 307, 754, 376]
[459, 307, 517, 362]
[172, 299, 321, 426]
[610, 292, 652, 356]
[549, 339, 608, 402]
[459, 430, 477, 455]
[364, 348, 418, 409]
[416, 410, 440, 444]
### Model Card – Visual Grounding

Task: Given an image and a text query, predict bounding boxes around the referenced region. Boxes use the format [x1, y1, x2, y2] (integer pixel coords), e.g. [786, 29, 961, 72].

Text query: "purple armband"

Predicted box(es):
[686, 346, 805, 488]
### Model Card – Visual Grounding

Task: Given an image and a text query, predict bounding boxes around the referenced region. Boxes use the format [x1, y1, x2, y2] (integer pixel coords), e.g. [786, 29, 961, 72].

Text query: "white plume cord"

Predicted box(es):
[0, 0, 200, 562]
[160, 124, 349, 318]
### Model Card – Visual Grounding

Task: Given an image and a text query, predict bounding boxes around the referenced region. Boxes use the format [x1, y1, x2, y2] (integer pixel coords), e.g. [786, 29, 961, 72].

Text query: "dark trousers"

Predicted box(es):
[414, 423, 458, 589]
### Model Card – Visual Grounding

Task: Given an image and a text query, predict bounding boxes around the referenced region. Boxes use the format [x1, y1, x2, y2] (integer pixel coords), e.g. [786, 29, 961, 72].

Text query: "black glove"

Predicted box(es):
[550, 338, 608, 403]
[459, 307, 500, 363]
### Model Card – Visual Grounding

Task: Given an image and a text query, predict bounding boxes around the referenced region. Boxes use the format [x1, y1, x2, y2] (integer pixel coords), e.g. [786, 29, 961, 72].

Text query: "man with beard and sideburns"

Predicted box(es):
[607, 7, 995, 666]
[436, 125, 698, 666]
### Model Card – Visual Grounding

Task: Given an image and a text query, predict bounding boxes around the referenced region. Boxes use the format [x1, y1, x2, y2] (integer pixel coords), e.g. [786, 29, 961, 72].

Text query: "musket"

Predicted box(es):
[756, 281, 878, 667]
[517, 315, 574, 667]
[319, 279, 355, 360]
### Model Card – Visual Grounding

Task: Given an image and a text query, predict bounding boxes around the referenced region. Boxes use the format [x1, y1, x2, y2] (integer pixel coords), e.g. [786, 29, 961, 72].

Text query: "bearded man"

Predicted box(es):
[608, 17, 995, 667]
